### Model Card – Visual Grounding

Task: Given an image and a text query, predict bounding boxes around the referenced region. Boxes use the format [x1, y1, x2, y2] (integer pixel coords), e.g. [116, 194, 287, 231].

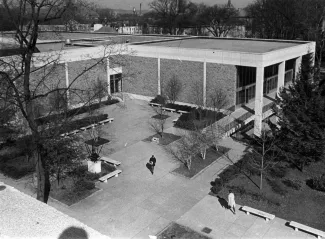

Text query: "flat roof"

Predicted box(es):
[0, 183, 109, 239]
[138, 38, 303, 53]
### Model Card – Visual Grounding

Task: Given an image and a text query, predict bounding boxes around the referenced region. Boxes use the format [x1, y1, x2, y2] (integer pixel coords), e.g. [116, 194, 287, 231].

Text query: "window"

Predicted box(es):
[237, 66, 256, 88]
[110, 73, 122, 93]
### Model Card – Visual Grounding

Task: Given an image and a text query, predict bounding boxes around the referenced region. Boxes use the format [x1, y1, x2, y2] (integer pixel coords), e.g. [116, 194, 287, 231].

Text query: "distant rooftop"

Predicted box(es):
[136, 38, 304, 53]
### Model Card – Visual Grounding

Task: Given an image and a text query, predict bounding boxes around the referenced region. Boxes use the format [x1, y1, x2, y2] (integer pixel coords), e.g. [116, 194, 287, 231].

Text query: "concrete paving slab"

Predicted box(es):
[132, 217, 171, 239]
[242, 217, 272, 238]
[227, 223, 249, 237]
[233, 213, 257, 229]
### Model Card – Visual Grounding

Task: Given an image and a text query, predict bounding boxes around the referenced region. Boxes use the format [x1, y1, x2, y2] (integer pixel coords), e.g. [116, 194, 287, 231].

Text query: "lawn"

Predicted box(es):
[143, 132, 181, 146]
[50, 162, 116, 206]
[157, 223, 211, 239]
[172, 146, 229, 179]
[214, 156, 325, 231]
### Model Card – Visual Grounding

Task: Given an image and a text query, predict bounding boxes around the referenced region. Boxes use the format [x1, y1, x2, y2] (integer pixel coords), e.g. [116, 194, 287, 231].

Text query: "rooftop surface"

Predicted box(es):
[139, 38, 303, 53]
[0, 182, 109, 239]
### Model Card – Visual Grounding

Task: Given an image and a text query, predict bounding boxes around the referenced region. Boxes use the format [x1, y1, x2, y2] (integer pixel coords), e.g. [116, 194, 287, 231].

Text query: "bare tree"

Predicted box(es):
[167, 133, 194, 170]
[164, 74, 182, 104]
[198, 4, 242, 37]
[248, 129, 280, 190]
[0, 0, 130, 203]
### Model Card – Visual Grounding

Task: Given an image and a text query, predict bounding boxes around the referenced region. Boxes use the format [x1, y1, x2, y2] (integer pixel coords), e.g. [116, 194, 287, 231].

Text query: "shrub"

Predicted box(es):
[69, 165, 88, 178]
[210, 178, 223, 194]
[266, 178, 288, 196]
[282, 178, 302, 190]
[268, 165, 287, 178]
[227, 185, 247, 196]
[85, 172, 101, 181]
[175, 108, 225, 130]
[0, 164, 34, 179]
[306, 174, 325, 192]
[151, 95, 166, 105]
[74, 179, 95, 192]
[35, 98, 118, 125]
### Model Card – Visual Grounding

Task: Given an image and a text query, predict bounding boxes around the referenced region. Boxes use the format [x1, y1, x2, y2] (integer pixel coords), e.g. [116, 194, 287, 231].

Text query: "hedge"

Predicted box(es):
[36, 98, 118, 126]
[175, 109, 225, 130]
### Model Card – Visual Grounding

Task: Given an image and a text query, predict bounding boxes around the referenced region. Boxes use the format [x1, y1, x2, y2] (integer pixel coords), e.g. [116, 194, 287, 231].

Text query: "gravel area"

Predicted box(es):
[0, 182, 110, 239]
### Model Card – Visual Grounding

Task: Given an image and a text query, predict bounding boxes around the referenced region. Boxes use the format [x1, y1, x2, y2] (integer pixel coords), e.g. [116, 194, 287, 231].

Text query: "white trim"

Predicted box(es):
[158, 57, 161, 95]
[203, 60, 207, 107]
[107, 67, 122, 75]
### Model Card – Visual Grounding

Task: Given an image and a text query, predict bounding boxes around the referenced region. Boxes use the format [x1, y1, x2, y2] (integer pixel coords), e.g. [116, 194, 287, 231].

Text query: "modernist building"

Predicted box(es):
[1, 34, 315, 136]
[125, 37, 315, 135]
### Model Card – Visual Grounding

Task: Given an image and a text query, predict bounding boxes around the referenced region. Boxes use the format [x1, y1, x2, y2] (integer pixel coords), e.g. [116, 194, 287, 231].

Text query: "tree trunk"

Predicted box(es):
[260, 170, 263, 190]
[36, 146, 51, 203]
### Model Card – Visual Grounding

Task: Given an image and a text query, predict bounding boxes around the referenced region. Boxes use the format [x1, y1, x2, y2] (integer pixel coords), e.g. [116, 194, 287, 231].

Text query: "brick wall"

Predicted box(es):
[67, 59, 107, 105]
[123, 56, 158, 97]
[161, 59, 203, 105]
[206, 63, 236, 110]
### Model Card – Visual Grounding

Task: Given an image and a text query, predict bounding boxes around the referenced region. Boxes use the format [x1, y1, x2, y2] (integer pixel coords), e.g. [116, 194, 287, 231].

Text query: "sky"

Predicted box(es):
[93, 0, 254, 10]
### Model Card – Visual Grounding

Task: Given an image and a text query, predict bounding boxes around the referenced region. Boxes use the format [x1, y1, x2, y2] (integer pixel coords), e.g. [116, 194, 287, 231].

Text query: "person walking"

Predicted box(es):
[149, 155, 156, 167]
[146, 155, 157, 175]
[228, 190, 236, 214]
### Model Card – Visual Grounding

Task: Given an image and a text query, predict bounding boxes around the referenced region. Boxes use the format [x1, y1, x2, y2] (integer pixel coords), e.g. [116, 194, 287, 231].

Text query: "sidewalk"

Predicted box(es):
[176, 195, 315, 239]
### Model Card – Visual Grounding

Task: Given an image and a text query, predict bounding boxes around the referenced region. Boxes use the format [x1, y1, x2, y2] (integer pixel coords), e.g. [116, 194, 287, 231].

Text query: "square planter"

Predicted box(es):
[87, 160, 101, 174]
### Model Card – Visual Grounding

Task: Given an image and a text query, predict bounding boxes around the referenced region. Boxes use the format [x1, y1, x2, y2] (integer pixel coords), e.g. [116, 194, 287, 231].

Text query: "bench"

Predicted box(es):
[177, 110, 189, 114]
[80, 124, 97, 131]
[173, 118, 179, 124]
[99, 169, 122, 183]
[289, 221, 325, 239]
[100, 156, 121, 166]
[67, 130, 80, 136]
[241, 206, 275, 222]
[98, 118, 114, 125]
[161, 107, 176, 113]
[149, 102, 161, 107]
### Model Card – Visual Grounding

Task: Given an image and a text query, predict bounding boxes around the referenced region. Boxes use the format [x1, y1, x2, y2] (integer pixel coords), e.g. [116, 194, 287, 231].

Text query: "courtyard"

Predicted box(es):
[0, 96, 320, 239]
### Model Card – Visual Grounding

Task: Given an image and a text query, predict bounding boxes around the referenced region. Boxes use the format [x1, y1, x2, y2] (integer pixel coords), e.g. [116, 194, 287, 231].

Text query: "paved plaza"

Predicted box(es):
[0, 97, 316, 239]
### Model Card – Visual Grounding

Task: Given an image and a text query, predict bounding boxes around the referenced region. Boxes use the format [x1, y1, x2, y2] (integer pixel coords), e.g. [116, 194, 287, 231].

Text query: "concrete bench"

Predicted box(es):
[177, 110, 189, 114]
[100, 156, 121, 166]
[161, 107, 176, 113]
[173, 118, 179, 124]
[98, 118, 114, 125]
[67, 129, 80, 136]
[241, 206, 275, 222]
[149, 102, 161, 107]
[80, 124, 97, 131]
[99, 170, 122, 183]
[289, 221, 325, 239]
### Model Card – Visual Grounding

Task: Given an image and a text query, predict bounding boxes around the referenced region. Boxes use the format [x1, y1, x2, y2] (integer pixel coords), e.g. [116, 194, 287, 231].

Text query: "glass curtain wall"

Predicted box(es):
[110, 73, 122, 93]
[263, 64, 278, 94]
[236, 66, 256, 105]
[285, 58, 295, 84]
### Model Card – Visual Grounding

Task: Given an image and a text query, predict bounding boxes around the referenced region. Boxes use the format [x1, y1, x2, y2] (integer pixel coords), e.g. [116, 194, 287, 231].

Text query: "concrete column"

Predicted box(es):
[203, 61, 207, 107]
[158, 57, 161, 95]
[64, 62, 70, 106]
[106, 58, 111, 96]
[277, 61, 285, 95]
[294, 56, 302, 81]
[254, 66, 264, 137]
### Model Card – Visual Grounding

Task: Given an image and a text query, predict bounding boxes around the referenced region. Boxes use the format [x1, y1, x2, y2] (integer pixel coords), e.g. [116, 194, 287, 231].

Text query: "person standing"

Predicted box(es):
[228, 190, 236, 214]
[146, 155, 156, 175]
